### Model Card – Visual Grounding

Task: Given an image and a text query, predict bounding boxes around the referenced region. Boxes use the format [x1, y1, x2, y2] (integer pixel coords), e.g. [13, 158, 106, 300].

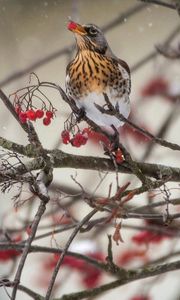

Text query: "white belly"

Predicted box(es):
[74, 90, 130, 133]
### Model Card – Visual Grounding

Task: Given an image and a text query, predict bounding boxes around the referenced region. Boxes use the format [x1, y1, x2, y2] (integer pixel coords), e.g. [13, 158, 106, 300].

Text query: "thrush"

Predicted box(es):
[66, 21, 131, 134]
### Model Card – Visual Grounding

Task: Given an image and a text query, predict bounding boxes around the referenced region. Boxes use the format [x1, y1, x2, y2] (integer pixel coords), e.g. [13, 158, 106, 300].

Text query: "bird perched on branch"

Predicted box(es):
[66, 21, 131, 135]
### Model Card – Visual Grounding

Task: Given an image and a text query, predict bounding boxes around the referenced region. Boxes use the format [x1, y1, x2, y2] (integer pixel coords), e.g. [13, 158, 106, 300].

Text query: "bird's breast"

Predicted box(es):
[66, 51, 130, 100]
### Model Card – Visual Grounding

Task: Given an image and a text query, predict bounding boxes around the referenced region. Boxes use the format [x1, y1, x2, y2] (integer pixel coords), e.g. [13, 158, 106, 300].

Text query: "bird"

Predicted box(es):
[65, 21, 131, 136]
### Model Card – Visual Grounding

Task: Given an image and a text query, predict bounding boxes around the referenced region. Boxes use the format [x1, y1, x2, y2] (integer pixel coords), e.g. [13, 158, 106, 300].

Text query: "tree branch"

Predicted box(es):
[54, 259, 180, 300]
[11, 173, 50, 300]
[0, 140, 180, 183]
[3, 258, 180, 300]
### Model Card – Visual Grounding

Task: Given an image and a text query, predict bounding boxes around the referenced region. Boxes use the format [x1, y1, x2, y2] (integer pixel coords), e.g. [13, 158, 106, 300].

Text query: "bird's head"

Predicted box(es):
[67, 21, 109, 54]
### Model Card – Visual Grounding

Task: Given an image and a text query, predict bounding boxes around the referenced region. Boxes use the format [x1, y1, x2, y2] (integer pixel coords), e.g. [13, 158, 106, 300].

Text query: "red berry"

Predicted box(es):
[71, 133, 88, 147]
[15, 105, 21, 114]
[88, 130, 110, 146]
[43, 117, 51, 126]
[61, 130, 70, 144]
[82, 127, 91, 136]
[46, 111, 54, 119]
[81, 133, 88, 145]
[26, 109, 36, 121]
[115, 149, 124, 164]
[68, 21, 77, 31]
[35, 109, 44, 119]
[71, 137, 81, 148]
[81, 137, 88, 145]
[19, 111, 27, 123]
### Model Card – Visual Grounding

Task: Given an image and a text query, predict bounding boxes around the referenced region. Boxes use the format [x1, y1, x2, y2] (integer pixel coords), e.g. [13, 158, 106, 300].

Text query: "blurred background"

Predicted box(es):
[0, 0, 180, 299]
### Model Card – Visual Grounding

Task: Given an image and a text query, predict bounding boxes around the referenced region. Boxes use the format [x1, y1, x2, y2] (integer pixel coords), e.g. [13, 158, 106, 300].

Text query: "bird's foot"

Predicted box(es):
[109, 125, 120, 151]
[103, 126, 125, 164]
[104, 144, 124, 163]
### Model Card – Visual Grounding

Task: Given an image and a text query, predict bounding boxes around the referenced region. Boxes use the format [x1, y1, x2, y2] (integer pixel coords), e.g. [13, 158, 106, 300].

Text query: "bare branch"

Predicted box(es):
[138, 0, 176, 10]
[0, 142, 180, 183]
[45, 209, 98, 300]
[11, 173, 50, 300]
[0, 280, 43, 300]
[54, 260, 180, 300]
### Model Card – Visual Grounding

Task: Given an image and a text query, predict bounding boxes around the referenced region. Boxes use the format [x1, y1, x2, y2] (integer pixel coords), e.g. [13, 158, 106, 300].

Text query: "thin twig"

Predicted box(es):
[11, 176, 50, 300]
[0, 280, 43, 300]
[45, 209, 98, 300]
[55, 260, 180, 299]
[138, 0, 176, 10]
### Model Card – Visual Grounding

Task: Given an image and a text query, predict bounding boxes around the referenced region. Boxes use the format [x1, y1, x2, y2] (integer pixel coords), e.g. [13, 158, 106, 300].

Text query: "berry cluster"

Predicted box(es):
[15, 106, 54, 126]
[61, 129, 88, 147]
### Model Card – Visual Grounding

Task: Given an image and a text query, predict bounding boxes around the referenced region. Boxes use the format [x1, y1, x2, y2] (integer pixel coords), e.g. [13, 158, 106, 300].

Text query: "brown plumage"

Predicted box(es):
[66, 21, 131, 132]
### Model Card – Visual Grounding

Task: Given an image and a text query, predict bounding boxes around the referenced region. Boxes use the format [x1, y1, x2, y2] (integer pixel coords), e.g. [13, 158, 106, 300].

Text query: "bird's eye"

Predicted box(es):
[88, 27, 98, 35]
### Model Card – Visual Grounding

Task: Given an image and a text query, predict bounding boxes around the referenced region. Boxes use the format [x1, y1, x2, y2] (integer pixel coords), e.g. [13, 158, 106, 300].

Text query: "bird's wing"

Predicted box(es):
[117, 58, 131, 76]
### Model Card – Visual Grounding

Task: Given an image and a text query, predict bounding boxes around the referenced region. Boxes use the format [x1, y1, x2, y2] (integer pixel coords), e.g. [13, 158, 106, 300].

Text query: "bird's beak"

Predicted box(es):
[67, 21, 86, 35]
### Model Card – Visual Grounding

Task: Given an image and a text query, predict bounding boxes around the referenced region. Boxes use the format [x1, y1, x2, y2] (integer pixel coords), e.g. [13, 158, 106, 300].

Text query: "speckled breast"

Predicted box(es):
[66, 50, 131, 101]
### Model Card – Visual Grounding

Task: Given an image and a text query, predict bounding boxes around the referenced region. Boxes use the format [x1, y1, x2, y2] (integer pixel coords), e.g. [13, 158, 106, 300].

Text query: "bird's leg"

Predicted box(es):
[103, 125, 126, 168]
[103, 125, 123, 161]
[102, 125, 119, 154]
[103, 142, 120, 190]
[102, 131, 119, 156]
[109, 125, 120, 151]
